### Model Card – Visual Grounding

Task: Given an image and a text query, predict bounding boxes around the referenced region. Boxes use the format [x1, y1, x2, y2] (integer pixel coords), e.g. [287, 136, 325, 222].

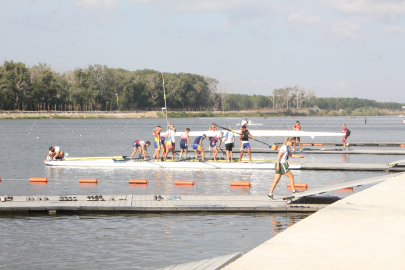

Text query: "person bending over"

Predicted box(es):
[130, 140, 151, 160]
[46, 146, 64, 161]
[192, 134, 206, 162]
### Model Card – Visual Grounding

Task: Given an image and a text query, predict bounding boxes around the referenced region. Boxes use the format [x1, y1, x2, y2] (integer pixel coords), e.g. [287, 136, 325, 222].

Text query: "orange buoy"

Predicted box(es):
[302, 143, 312, 146]
[230, 182, 251, 186]
[175, 180, 194, 185]
[79, 178, 98, 183]
[129, 179, 148, 184]
[313, 144, 323, 146]
[339, 187, 354, 192]
[287, 183, 308, 188]
[400, 144, 405, 147]
[29, 177, 48, 183]
[0, 178, 2, 182]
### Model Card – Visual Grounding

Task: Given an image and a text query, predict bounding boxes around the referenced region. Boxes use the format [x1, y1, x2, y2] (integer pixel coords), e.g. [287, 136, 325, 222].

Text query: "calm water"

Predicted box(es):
[0, 116, 403, 268]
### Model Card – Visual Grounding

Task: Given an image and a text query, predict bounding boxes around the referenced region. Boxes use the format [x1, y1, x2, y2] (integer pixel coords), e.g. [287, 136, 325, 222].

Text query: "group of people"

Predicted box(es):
[130, 122, 258, 163]
[45, 120, 351, 200]
[290, 121, 350, 151]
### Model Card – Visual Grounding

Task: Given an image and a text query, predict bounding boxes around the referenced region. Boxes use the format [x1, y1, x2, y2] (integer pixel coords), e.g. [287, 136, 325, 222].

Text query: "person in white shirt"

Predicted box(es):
[164, 122, 176, 161]
[46, 146, 64, 161]
[224, 129, 235, 162]
[267, 137, 305, 200]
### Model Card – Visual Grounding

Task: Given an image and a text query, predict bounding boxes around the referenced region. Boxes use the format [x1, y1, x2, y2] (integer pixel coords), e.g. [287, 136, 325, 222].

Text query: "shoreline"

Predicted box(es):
[0, 110, 403, 119]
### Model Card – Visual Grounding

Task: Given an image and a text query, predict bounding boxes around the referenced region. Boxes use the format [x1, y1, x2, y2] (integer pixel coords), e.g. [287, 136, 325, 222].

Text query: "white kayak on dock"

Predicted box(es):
[44, 159, 301, 170]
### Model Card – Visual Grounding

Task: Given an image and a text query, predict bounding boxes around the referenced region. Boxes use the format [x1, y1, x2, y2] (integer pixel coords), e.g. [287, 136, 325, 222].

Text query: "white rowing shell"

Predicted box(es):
[162, 130, 345, 138]
[44, 159, 301, 170]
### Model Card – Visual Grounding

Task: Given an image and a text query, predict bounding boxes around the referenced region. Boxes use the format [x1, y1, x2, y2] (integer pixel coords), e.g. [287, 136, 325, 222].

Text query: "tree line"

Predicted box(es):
[0, 61, 403, 112]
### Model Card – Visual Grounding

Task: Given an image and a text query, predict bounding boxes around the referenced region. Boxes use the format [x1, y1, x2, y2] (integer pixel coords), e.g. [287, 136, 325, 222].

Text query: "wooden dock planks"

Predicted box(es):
[0, 194, 323, 213]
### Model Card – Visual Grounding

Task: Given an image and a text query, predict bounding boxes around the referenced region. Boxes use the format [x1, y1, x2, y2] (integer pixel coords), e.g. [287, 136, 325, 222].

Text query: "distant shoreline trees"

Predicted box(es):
[1, 61, 403, 113]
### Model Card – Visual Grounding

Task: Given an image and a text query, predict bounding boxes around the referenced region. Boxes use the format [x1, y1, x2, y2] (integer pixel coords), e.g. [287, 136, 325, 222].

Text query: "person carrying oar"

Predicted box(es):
[239, 124, 254, 162]
[267, 137, 305, 200]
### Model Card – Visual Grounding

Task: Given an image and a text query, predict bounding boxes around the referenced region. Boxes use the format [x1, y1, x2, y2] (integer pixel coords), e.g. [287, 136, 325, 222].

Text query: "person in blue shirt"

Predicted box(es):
[210, 132, 224, 162]
[192, 134, 206, 161]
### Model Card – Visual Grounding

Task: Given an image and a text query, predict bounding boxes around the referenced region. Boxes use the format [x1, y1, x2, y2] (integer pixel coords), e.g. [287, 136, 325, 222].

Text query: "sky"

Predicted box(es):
[0, 0, 405, 102]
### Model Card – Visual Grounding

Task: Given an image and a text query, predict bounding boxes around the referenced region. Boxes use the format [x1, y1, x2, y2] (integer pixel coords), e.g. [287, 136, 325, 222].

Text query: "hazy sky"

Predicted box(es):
[1, 0, 405, 102]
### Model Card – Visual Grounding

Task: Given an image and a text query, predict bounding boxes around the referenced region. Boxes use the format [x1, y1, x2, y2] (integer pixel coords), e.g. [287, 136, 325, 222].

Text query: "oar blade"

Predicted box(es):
[269, 144, 278, 150]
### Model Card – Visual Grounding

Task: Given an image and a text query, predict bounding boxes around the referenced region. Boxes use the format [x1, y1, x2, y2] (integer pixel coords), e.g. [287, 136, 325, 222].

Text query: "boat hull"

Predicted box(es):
[44, 159, 301, 170]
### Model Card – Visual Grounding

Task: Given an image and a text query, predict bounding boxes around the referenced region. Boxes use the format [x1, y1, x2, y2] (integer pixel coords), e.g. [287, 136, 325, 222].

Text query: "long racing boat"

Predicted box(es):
[45, 158, 301, 170]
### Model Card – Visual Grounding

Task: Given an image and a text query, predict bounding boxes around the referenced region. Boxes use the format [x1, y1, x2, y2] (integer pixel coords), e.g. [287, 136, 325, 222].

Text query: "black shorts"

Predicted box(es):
[225, 143, 233, 151]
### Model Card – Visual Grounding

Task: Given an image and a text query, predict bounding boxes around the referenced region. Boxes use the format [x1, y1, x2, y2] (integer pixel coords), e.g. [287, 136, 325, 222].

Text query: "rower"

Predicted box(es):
[292, 121, 302, 152]
[192, 134, 206, 161]
[239, 124, 254, 162]
[179, 128, 191, 160]
[151, 126, 162, 161]
[208, 123, 217, 148]
[160, 135, 166, 160]
[210, 132, 224, 162]
[165, 122, 176, 161]
[130, 140, 151, 160]
[46, 146, 64, 161]
[223, 129, 235, 162]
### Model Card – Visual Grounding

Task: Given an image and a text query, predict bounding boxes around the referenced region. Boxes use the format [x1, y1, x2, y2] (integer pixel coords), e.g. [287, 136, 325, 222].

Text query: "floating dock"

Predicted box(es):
[298, 163, 405, 172]
[274, 142, 405, 147]
[156, 252, 241, 270]
[0, 194, 328, 213]
[199, 149, 405, 155]
[0, 174, 396, 213]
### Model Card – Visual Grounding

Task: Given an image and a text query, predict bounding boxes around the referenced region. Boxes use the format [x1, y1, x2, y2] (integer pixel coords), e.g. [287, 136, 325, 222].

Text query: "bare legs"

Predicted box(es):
[269, 171, 296, 195]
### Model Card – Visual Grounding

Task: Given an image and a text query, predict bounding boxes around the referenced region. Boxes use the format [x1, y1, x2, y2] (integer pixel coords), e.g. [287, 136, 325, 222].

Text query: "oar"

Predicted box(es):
[215, 124, 278, 150]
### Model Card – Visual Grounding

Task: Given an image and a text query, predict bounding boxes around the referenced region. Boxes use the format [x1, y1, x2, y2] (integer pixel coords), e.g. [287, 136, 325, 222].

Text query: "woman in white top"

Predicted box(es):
[165, 122, 176, 161]
[267, 137, 305, 200]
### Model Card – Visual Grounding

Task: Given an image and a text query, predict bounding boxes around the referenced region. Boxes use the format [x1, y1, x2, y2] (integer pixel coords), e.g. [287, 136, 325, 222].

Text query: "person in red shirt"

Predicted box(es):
[292, 121, 302, 152]
[342, 124, 348, 149]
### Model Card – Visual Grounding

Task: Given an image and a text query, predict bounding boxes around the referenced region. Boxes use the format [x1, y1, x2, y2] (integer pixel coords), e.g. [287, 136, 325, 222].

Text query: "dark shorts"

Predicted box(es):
[180, 140, 188, 150]
[210, 140, 217, 148]
[225, 143, 233, 151]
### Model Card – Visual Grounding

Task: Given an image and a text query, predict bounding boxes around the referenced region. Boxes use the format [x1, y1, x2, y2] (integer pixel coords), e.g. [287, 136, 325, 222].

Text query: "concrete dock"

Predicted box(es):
[222, 172, 405, 270]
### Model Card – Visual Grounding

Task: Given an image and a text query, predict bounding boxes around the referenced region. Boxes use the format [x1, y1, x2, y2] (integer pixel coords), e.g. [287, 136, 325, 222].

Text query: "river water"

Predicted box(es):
[0, 116, 403, 269]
